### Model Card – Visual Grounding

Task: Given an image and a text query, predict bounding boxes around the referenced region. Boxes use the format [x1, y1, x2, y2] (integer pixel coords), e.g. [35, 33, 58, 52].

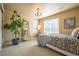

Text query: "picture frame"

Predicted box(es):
[64, 17, 76, 29]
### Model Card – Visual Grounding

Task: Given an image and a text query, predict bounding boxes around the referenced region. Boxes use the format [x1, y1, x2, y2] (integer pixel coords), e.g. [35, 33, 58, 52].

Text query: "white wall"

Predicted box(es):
[0, 9, 2, 55]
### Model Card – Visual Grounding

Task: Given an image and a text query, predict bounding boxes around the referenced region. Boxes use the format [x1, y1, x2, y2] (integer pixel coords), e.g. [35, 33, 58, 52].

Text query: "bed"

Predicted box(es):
[37, 33, 79, 56]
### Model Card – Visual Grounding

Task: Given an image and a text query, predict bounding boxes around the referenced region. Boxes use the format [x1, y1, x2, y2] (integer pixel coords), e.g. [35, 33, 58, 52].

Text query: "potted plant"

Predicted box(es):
[4, 10, 24, 45]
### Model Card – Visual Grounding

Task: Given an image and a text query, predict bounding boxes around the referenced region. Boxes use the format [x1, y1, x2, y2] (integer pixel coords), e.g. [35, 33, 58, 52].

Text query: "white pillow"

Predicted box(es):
[71, 28, 79, 37]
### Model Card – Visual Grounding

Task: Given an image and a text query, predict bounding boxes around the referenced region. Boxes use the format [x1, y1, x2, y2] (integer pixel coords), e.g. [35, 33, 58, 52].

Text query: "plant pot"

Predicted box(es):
[12, 38, 20, 45]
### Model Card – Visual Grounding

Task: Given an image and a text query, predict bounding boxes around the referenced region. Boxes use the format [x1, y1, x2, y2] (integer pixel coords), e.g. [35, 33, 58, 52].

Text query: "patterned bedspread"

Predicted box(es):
[37, 33, 79, 55]
[47, 34, 79, 55]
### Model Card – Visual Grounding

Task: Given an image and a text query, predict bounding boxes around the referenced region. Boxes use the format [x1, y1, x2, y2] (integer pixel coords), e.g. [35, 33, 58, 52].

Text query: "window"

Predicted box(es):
[44, 18, 59, 34]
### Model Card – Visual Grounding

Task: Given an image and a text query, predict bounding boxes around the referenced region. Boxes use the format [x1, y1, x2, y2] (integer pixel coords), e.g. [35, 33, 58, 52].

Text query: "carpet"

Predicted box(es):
[1, 40, 63, 56]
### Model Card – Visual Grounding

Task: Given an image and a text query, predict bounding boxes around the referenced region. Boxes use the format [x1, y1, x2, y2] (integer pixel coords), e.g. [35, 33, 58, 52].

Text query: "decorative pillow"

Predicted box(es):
[76, 34, 79, 39]
[71, 28, 79, 38]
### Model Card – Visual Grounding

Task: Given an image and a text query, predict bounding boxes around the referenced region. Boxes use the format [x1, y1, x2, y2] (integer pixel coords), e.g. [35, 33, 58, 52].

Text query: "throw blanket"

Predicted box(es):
[37, 34, 51, 46]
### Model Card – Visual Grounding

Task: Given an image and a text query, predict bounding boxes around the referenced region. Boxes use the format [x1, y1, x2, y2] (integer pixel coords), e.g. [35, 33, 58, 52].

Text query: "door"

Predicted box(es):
[0, 9, 2, 55]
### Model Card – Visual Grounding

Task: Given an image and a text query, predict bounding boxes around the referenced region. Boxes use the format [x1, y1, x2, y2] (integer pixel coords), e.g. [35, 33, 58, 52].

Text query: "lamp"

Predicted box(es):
[35, 8, 41, 17]
[38, 24, 41, 30]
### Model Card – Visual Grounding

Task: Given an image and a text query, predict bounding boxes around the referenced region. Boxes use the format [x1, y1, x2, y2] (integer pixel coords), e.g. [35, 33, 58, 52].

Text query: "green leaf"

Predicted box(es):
[4, 24, 11, 30]
[17, 15, 20, 17]
[13, 10, 17, 14]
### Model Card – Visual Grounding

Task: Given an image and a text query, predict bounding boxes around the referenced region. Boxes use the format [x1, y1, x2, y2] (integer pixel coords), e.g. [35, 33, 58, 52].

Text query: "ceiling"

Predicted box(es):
[4, 3, 79, 18]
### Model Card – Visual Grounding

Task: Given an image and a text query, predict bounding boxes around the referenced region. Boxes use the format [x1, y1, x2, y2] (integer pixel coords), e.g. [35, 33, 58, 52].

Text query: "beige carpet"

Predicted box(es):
[1, 40, 63, 56]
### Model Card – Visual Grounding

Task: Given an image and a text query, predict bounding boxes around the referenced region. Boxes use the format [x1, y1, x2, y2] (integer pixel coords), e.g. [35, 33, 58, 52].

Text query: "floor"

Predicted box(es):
[1, 40, 63, 56]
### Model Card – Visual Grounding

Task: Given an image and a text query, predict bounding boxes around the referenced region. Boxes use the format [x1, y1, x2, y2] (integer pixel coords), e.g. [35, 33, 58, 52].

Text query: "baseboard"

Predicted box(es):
[2, 40, 11, 47]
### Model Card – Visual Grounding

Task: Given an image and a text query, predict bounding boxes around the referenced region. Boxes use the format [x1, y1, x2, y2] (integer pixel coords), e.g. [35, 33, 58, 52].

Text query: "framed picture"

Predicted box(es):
[64, 17, 76, 29]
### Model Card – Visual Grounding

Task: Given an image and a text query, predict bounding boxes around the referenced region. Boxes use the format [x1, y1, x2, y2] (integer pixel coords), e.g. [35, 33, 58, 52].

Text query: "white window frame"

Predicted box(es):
[44, 18, 59, 34]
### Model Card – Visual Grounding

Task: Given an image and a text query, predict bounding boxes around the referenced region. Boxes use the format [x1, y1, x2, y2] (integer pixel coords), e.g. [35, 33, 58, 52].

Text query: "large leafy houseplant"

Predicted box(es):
[4, 10, 24, 44]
